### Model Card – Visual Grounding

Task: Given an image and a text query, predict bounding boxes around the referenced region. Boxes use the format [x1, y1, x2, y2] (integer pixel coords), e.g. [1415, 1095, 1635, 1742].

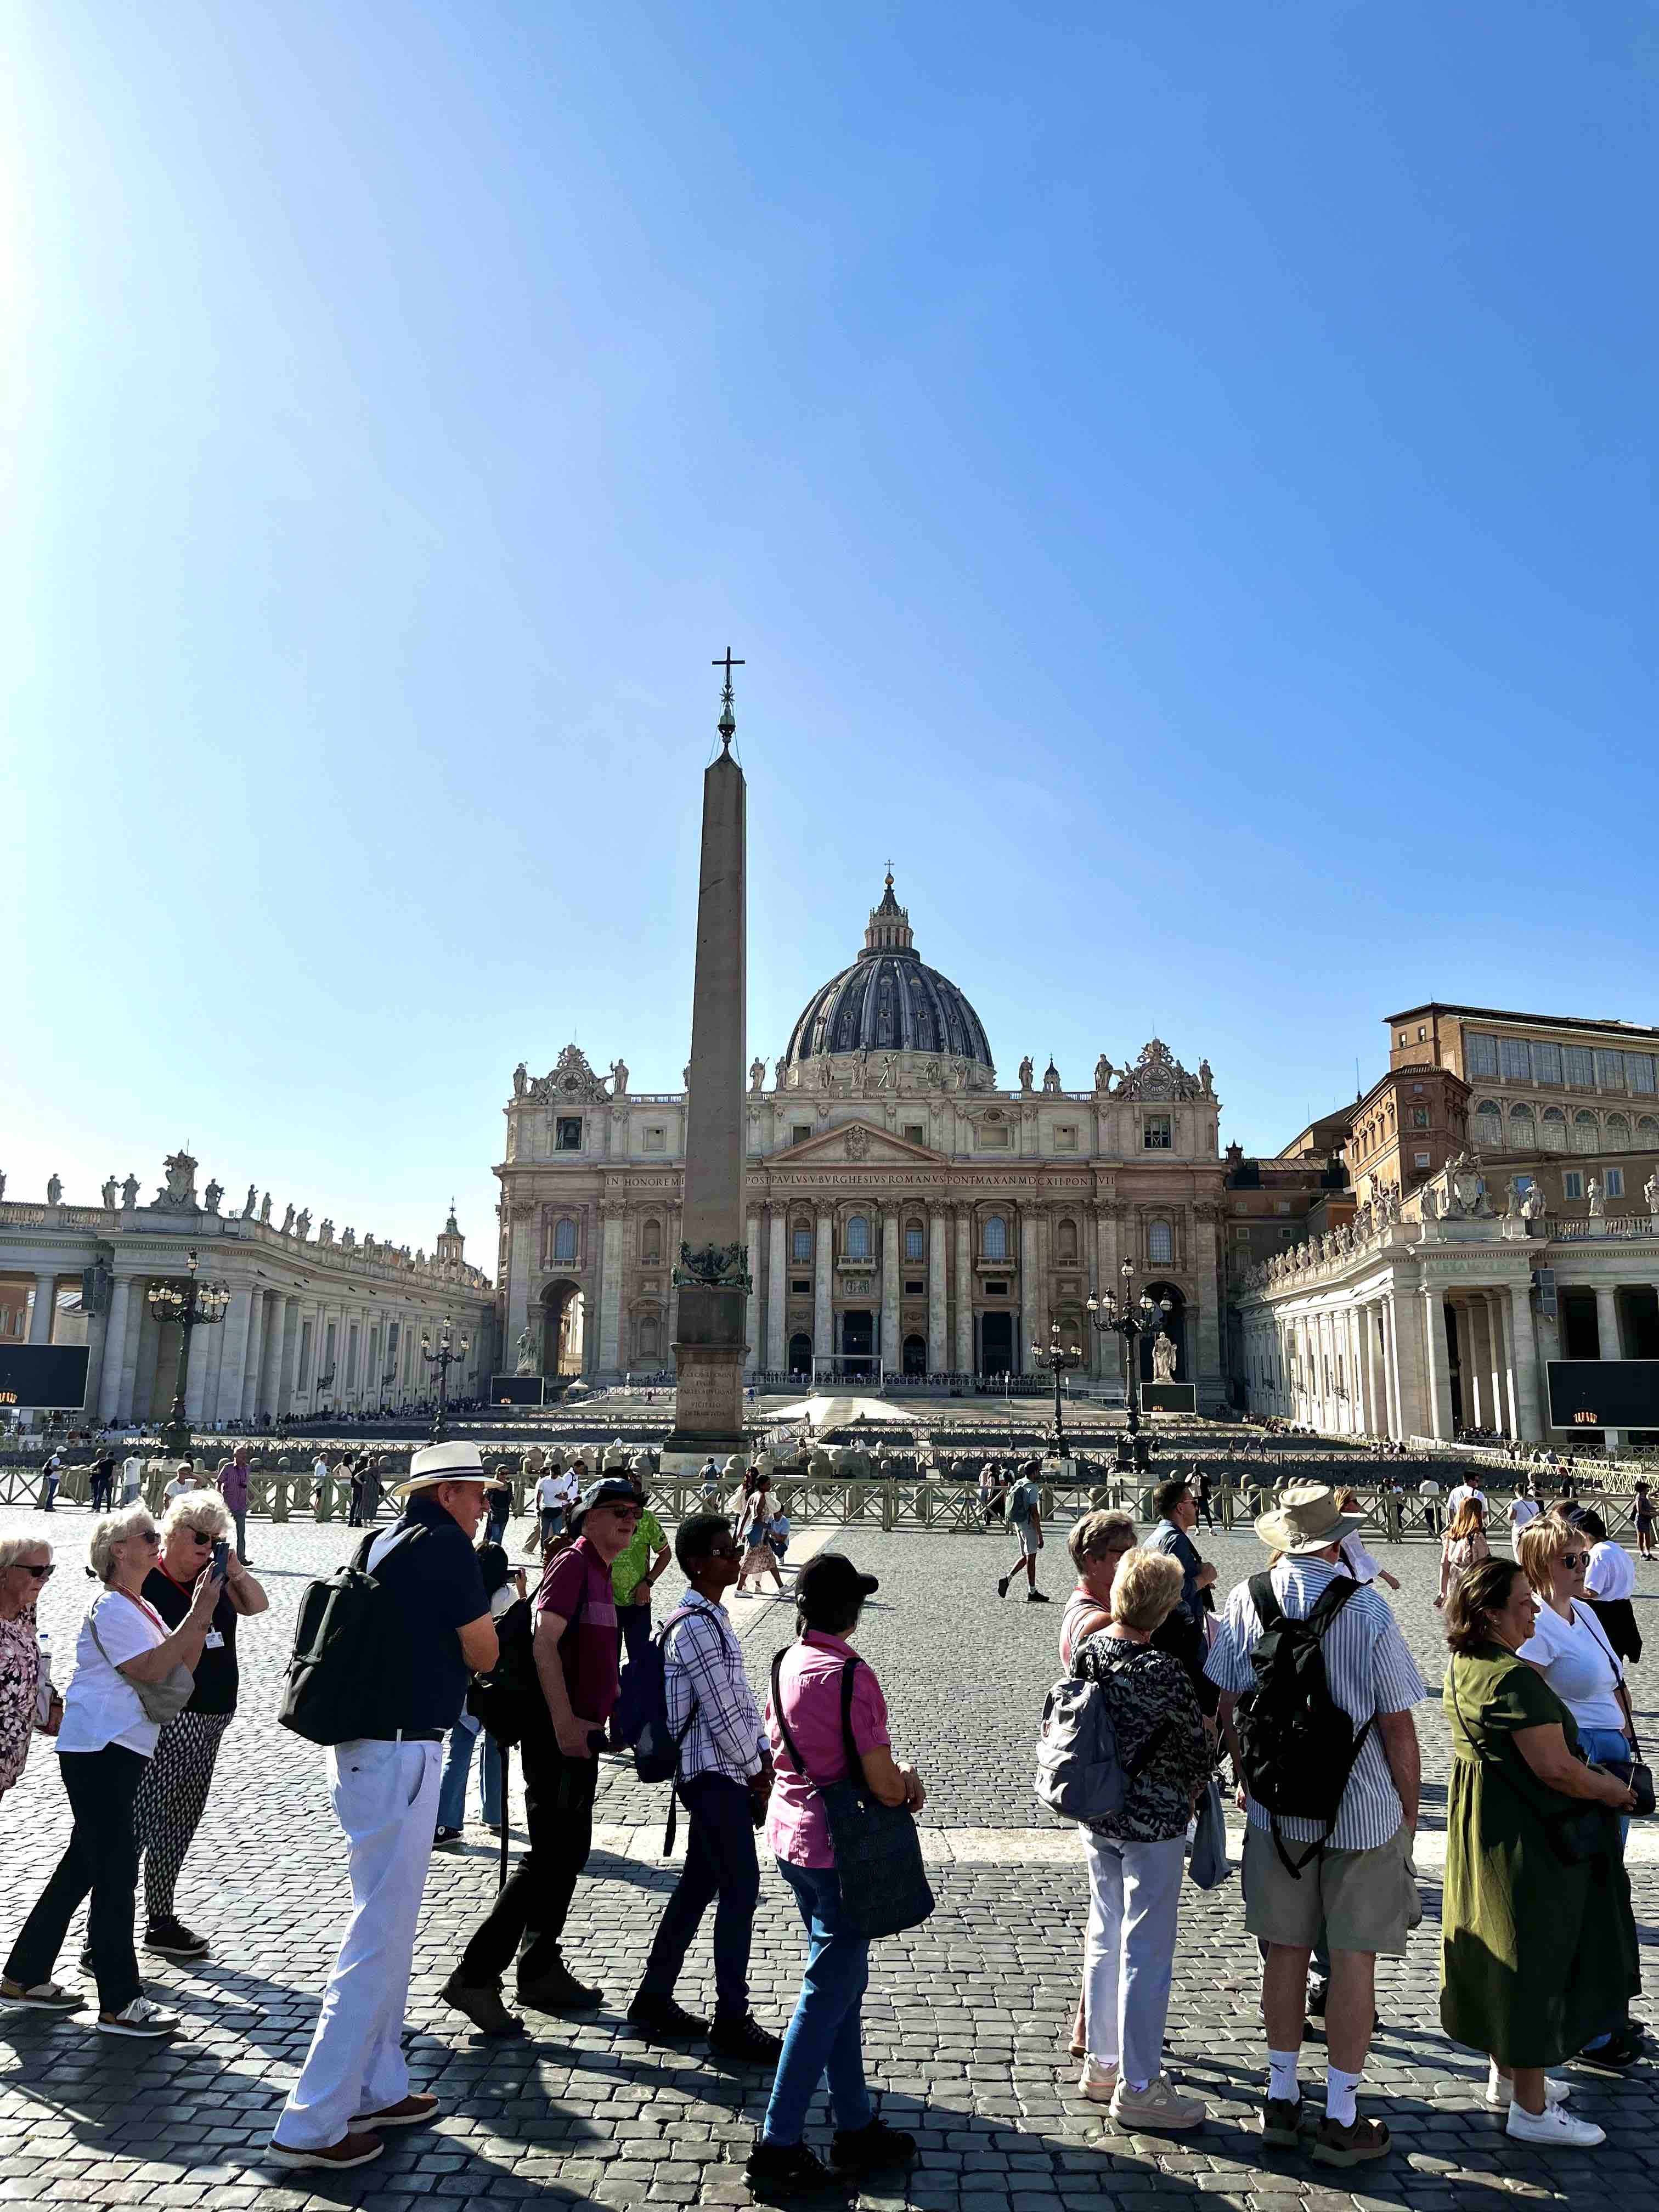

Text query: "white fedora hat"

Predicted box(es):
[393, 1439, 490, 1498]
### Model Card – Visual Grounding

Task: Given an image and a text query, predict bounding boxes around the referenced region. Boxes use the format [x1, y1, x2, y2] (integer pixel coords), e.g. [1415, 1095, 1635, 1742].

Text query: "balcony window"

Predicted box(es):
[845, 1216, 871, 1261]
[1563, 1171, 1584, 1200]
[552, 1218, 578, 1263]
[792, 1224, 812, 1262]
[1605, 1167, 1626, 1199]
[1148, 1220, 1173, 1265]
[904, 1221, 925, 1261]
[982, 1214, 1008, 1261]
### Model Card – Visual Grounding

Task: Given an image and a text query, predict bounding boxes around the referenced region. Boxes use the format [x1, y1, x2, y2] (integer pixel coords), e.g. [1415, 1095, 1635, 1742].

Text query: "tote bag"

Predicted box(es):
[770, 1648, 935, 1941]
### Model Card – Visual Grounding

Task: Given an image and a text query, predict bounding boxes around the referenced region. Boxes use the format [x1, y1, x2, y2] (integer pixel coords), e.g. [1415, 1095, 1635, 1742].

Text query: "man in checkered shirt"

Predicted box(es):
[627, 1514, 783, 2063]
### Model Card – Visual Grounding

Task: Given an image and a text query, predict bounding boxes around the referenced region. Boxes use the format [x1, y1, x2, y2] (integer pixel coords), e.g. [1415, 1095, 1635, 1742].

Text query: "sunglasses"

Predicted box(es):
[121, 1529, 162, 1548]
[1561, 1552, 1588, 1569]
[14, 1564, 54, 1581]
[706, 1541, 743, 1559]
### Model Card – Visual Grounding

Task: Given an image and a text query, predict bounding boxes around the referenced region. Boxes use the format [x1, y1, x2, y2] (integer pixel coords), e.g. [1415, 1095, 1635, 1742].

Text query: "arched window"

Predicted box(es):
[1606, 1113, 1630, 1145]
[1509, 1101, 1534, 1132]
[637, 1315, 661, 1359]
[904, 1218, 926, 1261]
[1638, 1115, 1659, 1137]
[1056, 1218, 1079, 1264]
[1474, 1100, 1503, 1146]
[982, 1214, 1008, 1261]
[1148, 1220, 1173, 1266]
[788, 1331, 813, 1375]
[552, 1217, 578, 1263]
[640, 1217, 662, 1263]
[1541, 1107, 1567, 1149]
[1574, 1109, 1600, 1153]
[845, 1215, 871, 1260]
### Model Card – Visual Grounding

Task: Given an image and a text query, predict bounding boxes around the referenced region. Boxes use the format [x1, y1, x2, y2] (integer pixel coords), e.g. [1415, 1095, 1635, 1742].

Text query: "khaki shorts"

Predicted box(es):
[1243, 1821, 1419, 1956]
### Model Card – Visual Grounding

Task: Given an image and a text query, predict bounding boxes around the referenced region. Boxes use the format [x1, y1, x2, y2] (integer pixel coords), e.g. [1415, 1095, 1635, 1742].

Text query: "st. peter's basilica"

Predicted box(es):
[495, 877, 1229, 1405]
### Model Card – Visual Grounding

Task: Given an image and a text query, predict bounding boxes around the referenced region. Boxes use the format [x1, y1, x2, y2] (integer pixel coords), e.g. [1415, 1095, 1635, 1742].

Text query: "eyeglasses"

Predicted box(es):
[122, 1529, 162, 1548]
[1561, 1552, 1588, 1569]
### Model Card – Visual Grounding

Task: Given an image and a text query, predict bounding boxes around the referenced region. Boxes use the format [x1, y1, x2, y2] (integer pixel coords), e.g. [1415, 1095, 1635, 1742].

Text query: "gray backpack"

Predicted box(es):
[1034, 1656, 1172, 1826]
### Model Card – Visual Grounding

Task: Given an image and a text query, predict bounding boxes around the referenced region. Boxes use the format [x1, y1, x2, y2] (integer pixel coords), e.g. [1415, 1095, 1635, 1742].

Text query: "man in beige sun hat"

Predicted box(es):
[1205, 1484, 1425, 2172]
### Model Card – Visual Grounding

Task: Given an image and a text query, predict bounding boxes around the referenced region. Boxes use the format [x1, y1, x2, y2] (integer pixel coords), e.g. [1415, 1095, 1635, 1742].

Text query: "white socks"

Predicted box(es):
[1267, 2048, 1299, 2103]
[1325, 2064, 1362, 2128]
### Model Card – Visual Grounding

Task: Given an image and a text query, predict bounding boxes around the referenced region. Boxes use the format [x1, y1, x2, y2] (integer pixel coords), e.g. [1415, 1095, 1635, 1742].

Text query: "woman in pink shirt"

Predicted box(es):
[750, 1554, 927, 2203]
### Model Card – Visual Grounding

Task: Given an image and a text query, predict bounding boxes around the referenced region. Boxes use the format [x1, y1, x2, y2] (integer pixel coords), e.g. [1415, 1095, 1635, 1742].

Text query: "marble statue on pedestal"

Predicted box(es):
[1521, 1182, 1547, 1223]
[121, 1173, 139, 1209]
[204, 1180, 223, 1214]
[1094, 1055, 1113, 1091]
[101, 1177, 119, 1209]
[513, 1062, 528, 1097]
[1647, 1168, 1659, 1217]
[281, 1203, 294, 1234]
[295, 1209, 311, 1241]
[1152, 1331, 1178, 1381]
[1018, 1056, 1035, 1094]
[1588, 1177, 1605, 1217]
[259, 1192, 272, 1223]
[46, 1174, 62, 1205]
[242, 1183, 257, 1218]
[318, 1218, 335, 1246]
[749, 1057, 766, 1094]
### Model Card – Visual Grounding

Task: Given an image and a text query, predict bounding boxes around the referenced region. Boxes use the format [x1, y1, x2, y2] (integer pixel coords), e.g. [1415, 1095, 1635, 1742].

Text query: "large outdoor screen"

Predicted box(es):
[1545, 1361, 1659, 1432]
[492, 1374, 546, 1407]
[0, 1345, 91, 1410]
[1141, 1381, 1198, 1414]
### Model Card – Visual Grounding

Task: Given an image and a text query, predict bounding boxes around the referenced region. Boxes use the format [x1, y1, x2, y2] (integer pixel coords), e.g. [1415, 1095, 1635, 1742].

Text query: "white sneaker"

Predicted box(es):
[97, 1995, 179, 2039]
[1108, 2073, 1207, 2131]
[1077, 2056, 1119, 2103]
[1485, 2064, 1570, 2109]
[1506, 2100, 1605, 2148]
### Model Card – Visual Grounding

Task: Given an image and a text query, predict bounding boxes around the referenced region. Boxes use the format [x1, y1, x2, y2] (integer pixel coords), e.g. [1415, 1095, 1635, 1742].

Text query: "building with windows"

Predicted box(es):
[496, 876, 1232, 1403]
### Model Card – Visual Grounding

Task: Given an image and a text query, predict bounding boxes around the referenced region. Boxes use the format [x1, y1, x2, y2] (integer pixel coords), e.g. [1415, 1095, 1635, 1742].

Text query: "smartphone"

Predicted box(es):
[211, 1539, 230, 1577]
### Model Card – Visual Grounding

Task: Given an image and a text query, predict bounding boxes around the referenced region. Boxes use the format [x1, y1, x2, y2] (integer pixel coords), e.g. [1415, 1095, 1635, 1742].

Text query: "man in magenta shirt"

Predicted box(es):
[447, 1475, 635, 2029]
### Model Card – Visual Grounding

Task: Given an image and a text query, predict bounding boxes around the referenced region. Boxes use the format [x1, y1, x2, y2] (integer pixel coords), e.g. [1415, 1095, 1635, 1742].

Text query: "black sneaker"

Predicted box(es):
[1578, 2024, 1645, 2071]
[144, 1918, 210, 1959]
[996, 1576, 1010, 1599]
[744, 2140, 851, 2202]
[627, 1995, 709, 2042]
[709, 2012, 783, 2063]
[432, 1828, 464, 1850]
[1026, 1589, 1050, 1604]
[516, 1963, 603, 2014]
[831, 2117, 917, 2170]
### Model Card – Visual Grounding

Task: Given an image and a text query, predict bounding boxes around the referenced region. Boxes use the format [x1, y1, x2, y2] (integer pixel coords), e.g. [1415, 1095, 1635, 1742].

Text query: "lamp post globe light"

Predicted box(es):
[1087, 1257, 1172, 1476]
[145, 1250, 232, 1460]
[420, 1319, 470, 1442]
[1030, 1319, 1084, 1463]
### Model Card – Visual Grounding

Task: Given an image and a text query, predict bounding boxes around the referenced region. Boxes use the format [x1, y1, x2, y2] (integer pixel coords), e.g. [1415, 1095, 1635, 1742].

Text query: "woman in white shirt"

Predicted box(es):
[1335, 1492, 1401, 1593]
[0, 1504, 221, 2040]
[1506, 1482, 1541, 1556]
[1578, 1510, 1641, 1666]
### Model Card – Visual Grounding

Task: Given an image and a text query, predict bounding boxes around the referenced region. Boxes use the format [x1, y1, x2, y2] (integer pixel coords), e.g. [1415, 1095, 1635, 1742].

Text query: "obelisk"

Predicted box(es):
[663, 652, 752, 1469]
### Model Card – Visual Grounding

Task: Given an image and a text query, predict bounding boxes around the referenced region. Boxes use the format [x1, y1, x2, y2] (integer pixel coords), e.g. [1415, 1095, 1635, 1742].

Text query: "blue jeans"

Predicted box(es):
[1576, 1722, 1632, 2048]
[763, 1860, 873, 2147]
[437, 1715, 502, 1830]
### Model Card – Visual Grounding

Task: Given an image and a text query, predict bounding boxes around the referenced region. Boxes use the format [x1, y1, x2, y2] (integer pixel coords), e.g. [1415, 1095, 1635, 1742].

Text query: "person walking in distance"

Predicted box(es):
[444, 1474, 635, 2028]
[217, 1445, 252, 1564]
[1206, 1485, 1426, 2168]
[627, 1514, 782, 2062]
[1633, 1480, 1655, 1563]
[997, 1460, 1049, 1603]
[1506, 1476, 1541, 1558]
[269, 1442, 498, 2173]
[1418, 1475, 1442, 1539]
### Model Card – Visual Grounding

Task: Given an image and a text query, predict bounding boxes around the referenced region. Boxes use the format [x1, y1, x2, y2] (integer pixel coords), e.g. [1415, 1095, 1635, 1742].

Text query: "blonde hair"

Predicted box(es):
[88, 1504, 159, 1583]
[1518, 1512, 1577, 1590]
[1108, 1546, 1185, 1634]
[0, 1536, 52, 1572]
[161, 1491, 232, 1544]
[1069, 1510, 1137, 1572]
[1447, 1498, 1485, 1542]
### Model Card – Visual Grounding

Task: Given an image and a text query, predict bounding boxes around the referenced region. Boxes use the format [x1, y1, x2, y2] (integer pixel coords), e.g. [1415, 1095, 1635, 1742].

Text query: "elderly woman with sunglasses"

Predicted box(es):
[0, 1504, 222, 2039]
[1516, 1513, 1644, 2068]
[1059, 1513, 1139, 2058]
[133, 1491, 268, 1959]
[0, 1538, 61, 1805]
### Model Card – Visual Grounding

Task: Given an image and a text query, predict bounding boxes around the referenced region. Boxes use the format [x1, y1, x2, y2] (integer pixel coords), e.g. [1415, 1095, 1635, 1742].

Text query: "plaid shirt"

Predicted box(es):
[664, 1592, 769, 1784]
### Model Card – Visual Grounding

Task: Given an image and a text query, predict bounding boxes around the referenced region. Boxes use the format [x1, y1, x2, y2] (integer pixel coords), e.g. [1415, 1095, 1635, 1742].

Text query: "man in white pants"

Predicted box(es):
[270, 1441, 498, 2173]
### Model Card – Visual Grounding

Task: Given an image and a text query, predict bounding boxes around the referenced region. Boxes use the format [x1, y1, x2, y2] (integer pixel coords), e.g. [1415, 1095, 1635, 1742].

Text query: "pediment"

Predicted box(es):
[775, 1119, 945, 1166]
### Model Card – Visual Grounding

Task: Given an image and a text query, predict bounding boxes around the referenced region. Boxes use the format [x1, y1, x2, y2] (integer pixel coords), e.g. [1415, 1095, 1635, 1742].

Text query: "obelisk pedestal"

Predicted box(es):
[662, 661, 753, 1474]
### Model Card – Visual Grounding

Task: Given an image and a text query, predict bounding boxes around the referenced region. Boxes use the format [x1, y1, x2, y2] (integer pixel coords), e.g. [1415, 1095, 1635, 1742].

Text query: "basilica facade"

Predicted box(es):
[496, 879, 1231, 1406]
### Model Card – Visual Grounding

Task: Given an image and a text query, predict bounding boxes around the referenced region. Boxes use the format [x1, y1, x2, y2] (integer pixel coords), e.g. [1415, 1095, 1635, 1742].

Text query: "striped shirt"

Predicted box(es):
[1205, 1556, 1426, 1851]
[663, 1592, 769, 1785]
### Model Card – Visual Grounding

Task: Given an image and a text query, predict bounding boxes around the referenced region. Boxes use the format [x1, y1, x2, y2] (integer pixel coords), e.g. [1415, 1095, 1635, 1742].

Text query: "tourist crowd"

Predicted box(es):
[0, 1444, 1649, 2200]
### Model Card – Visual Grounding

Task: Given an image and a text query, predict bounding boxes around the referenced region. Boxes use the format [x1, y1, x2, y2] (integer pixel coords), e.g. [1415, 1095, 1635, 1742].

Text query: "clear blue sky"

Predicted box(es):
[6, 3, 1655, 1269]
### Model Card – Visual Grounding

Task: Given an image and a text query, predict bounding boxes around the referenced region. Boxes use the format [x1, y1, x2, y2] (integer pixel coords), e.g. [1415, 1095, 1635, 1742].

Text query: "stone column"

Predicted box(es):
[1194, 1205, 1221, 1399]
[1019, 1211, 1040, 1373]
[239, 1290, 268, 1423]
[27, 1273, 56, 1345]
[814, 1212, 833, 1374]
[881, 1210, 900, 1374]
[1383, 1293, 1410, 1438]
[927, 1207, 947, 1376]
[1508, 1279, 1544, 1441]
[597, 1206, 624, 1377]
[1422, 1284, 1453, 1442]
[1594, 1283, 1624, 1447]
[744, 1212, 760, 1376]
[1092, 1206, 1121, 1380]
[767, 1206, 787, 1371]
[184, 1308, 218, 1427]
[505, 1207, 533, 1358]
[276, 1296, 302, 1420]
[213, 1286, 256, 1430]
[258, 1296, 289, 1423]
[1452, 1300, 1479, 1429]
[98, 1274, 136, 1423]
[953, 1209, 973, 1372]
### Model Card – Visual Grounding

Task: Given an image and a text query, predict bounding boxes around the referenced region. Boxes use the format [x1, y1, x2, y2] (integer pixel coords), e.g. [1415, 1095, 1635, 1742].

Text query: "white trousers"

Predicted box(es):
[274, 1740, 440, 2149]
[1082, 1829, 1185, 2087]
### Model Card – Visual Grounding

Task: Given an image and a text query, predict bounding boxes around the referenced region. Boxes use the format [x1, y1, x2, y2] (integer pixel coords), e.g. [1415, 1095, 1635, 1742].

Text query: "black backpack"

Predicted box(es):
[1234, 1572, 1373, 1876]
[279, 1526, 426, 1746]
[466, 1573, 588, 1748]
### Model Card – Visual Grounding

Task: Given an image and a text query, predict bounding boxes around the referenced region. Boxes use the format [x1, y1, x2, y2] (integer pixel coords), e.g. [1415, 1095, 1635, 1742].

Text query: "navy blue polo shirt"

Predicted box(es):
[366, 1493, 490, 1735]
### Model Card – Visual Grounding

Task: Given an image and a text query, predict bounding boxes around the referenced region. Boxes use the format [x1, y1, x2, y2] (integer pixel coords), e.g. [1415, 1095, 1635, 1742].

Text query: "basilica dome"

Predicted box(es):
[781, 876, 996, 1076]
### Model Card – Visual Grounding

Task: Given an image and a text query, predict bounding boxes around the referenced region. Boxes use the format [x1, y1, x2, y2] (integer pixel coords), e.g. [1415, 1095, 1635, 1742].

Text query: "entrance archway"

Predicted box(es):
[787, 1332, 813, 1378]
[540, 1280, 585, 1376]
[1138, 1284, 1186, 1380]
[841, 1310, 874, 1359]
[902, 1333, 927, 1378]
[979, 1310, 1014, 1375]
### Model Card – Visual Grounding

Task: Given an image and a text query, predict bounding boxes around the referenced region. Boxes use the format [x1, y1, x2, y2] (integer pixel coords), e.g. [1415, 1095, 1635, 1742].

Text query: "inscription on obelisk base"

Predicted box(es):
[662, 654, 754, 1476]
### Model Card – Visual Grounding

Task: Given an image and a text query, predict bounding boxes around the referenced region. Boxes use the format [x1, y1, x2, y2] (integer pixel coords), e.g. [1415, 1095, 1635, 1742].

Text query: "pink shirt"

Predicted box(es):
[764, 1632, 891, 1869]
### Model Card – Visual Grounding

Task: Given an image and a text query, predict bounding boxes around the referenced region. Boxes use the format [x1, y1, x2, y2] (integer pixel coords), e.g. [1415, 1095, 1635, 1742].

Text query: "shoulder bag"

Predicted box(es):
[88, 1596, 195, 1725]
[1573, 1606, 1656, 1816]
[770, 1647, 935, 1941]
[1447, 1656, 1613, 1864]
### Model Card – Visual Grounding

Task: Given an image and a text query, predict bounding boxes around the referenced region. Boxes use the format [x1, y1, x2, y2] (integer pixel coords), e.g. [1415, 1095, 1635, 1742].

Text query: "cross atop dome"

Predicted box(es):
[864, 868, 913, 955]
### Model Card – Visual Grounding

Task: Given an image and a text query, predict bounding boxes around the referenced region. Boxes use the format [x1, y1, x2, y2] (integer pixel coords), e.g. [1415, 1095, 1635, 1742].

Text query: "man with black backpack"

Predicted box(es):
[270, 1440, 498, 2172]
[1205, 1485, 1425, 2171]
[625, 1513, 781, 2060]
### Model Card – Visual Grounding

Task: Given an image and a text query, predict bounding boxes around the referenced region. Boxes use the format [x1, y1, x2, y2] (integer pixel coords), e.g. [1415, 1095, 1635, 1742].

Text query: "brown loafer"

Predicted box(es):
[1312, 2113, 1391, 2166]
[349, 2092, 438, 2129]
[268, 2131, 383, 2171]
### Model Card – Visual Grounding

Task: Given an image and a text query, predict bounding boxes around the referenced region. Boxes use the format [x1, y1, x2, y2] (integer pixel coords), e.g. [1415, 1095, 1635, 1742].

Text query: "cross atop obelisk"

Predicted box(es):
[713, 648, 743, 751]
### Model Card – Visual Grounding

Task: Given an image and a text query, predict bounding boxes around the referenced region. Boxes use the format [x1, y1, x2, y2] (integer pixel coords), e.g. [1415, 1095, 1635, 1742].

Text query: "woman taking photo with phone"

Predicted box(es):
[133, 1492, 268, 1961]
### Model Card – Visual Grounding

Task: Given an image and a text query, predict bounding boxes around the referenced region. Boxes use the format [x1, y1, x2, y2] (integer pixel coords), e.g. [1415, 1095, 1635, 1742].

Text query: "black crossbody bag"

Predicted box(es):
[1574, 1606, 1656, 1816]
[770, 1647, 935, 1942]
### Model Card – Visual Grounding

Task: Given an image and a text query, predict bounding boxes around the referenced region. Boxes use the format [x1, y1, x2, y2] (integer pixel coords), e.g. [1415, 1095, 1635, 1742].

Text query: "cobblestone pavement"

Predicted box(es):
[4, 1499, 1659, 2210]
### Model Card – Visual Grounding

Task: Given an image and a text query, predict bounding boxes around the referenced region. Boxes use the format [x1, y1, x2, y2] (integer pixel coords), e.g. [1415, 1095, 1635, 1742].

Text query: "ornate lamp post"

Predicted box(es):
[1029, 1318, 1084, 1462]
[1088, 1258, 1172, 1475]
[420, 1319, 471, 1442]
[146, 1251, 231, 1459]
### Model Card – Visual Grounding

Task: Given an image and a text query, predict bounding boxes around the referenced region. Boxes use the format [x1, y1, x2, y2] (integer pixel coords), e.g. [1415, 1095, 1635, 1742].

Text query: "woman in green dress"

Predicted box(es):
[1441, 1557, 1639, 2150]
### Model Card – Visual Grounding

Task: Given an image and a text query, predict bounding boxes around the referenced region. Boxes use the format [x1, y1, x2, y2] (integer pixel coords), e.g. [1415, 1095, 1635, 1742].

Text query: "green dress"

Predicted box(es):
[1441, 1641, 1639, 2067]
